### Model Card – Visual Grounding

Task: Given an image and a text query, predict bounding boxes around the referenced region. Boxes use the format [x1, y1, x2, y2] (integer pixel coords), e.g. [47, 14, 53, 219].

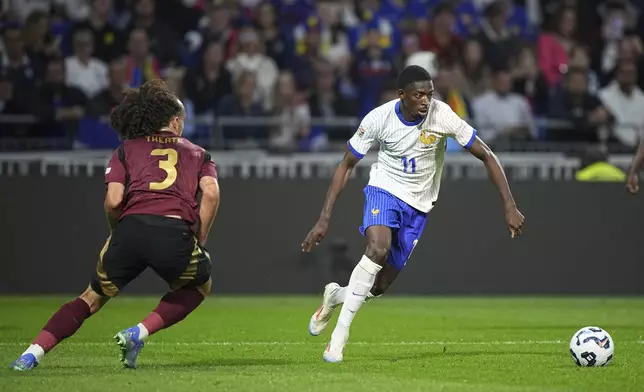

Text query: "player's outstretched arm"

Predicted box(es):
[104, 182, 125, 232]
[301, 147, 360, 252]
[627, 136, 644, 194]
[198, 176, 220, 246]
[468, 137, 525, 238]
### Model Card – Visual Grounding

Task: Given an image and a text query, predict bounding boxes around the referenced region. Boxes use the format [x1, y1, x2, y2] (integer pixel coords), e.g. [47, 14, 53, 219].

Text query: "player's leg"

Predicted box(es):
[321, 225, 389, 362]
[9, 229, 142, 371]
[327, 262, 401, 307]
[308, 260, 400, 337]
[322, 196, 427, 362]
[114, 216, 212, 368]
[320, 186, 402, 362]
[9, 285, 109, 371]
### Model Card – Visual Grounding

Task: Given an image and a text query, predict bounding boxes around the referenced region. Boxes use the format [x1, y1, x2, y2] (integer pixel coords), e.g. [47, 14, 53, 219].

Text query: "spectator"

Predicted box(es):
[547, 67, 613, 142]
[5, 0, 50, 22]
[192, 4, 237, 62]
[23, 10, 61, 69]
[597, 36, 644, 89]
[352, 19, 397, 117]
[452, 39, 490, 100]
[0, 74, 33, 136]
[350, 13, 399, 56]
[87, 57, 127, 118]
[568, 45, 600, 94]
[308, 61, 356, 141]
[290, 16, 327, 92]
[435, 63, 470, 120]
[314, 0, 351, 68]
[418, 3, 460, 63]
[217, 71, 266, 141]
[69, 0, 123, 62]
[226, 26, 278, 111]
[537, 6, 577, 89]
[255, 1, 291, 69]
[511, 45, 549, 115]
[396, 31, 421, 70]
[55, 0, 90, 22]
[65, 29, 108, 98]
[183, 40, 232, 116]
[309, 61, 356, 119]
[165, 68, 196, 139]
[124, 28, 161, 88]
[472, 66, 535, 142]
[270, 71, 312, 151]
[32, 58, 87, 141]
[476, 1, 520, 70]
[592, 3, 641, 83]
[1, 24, 39, 92]
[598, 61, 644, 147]
[127, 0, 179, 66]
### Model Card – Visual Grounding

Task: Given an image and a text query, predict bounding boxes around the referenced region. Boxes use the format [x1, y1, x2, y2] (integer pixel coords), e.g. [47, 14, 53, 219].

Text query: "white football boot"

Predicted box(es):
[308, 283, 341, 336]
[323, 332, 348, 363]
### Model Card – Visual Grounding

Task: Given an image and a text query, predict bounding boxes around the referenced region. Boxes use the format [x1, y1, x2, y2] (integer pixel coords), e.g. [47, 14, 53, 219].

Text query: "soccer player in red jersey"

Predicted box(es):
[9, 79, 220, 371]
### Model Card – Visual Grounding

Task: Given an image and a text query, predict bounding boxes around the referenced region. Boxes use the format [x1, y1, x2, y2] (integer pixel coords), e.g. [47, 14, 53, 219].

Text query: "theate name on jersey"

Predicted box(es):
[347, 99, 477, 213]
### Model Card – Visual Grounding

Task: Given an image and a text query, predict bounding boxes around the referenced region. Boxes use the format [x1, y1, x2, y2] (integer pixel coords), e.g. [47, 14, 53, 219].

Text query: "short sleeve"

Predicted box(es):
[443, 104, 477, 149]
[105, 149, 126, 184]
[347, 114, 379, 159]
[199, 152, 218, 179]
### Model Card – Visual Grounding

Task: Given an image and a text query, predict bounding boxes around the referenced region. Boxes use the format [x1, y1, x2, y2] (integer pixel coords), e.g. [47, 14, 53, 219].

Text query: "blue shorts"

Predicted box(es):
[359, 186, 428, 270]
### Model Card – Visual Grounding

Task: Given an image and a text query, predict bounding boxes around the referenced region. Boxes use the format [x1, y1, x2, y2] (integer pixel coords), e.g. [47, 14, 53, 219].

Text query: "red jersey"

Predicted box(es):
[105, 132, 218, 232]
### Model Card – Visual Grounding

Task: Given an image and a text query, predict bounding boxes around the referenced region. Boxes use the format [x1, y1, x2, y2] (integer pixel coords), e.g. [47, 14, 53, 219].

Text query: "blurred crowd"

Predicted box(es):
[0, 0, 643, 152]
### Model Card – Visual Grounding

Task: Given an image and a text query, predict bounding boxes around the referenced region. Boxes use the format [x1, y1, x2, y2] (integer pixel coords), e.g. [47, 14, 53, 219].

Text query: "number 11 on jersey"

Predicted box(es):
[402, 156, 416, 173]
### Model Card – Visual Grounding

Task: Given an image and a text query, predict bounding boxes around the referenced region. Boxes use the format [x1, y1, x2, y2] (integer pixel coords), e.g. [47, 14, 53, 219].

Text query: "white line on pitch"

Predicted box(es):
[0, 340, 642, 347]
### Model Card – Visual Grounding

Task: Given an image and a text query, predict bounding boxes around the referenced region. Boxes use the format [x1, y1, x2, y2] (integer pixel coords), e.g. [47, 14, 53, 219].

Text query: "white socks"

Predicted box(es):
[137, 323, 150, 340]
[329, 256, 382, 350]
[330, 286, 380, 307]
[23, 344, 45, 362]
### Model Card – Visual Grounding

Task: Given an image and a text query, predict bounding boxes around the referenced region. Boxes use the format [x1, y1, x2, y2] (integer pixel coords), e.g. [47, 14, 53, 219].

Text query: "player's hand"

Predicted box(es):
[627, 172, 639, 195]
[301, 218, 329, 252]
[504, 205, 524, 238]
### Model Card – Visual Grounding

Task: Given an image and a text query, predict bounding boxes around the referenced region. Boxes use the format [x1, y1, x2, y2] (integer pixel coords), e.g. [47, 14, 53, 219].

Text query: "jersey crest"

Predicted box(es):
[419, 130, 439, 146]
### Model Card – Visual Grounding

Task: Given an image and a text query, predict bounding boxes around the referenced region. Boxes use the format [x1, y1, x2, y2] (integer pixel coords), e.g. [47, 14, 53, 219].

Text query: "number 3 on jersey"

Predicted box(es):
[402, 156, 416, 173]
[150, 148, 178, 190]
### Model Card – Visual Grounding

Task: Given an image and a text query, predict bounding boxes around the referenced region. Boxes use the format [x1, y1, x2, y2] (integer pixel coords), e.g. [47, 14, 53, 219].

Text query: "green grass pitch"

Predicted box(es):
[1, 296, 643, 392]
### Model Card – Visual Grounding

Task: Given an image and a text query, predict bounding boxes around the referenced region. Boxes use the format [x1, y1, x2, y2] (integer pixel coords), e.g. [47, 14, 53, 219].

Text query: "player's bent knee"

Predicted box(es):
[364, 245, 389, 265]
[79, 285, 109, 314]
[196, 278, 212, 297]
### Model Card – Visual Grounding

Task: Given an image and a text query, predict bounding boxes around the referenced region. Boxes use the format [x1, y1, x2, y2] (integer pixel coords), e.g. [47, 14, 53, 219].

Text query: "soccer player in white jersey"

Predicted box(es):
[301, 65, 525, 363]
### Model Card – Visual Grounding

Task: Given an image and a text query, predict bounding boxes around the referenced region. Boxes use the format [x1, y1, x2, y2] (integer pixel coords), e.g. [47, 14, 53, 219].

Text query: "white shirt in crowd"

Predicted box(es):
[226, 54, 278, 111]
[598, 82, 644, 146]
[472, 91, 535, 141]
[348, 99, 477, 213]
[65, 56, 108, 98]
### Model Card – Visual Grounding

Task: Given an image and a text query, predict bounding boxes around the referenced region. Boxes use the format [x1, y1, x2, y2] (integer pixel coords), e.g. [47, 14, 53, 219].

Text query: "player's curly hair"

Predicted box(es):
[110, 79, 183, 139]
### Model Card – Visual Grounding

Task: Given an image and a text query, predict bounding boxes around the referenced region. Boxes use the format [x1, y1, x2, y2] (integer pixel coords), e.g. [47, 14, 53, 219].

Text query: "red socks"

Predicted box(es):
[142, 287, 204, 335]
[33, 298, 91, 353]
[30, 288, 203, 353]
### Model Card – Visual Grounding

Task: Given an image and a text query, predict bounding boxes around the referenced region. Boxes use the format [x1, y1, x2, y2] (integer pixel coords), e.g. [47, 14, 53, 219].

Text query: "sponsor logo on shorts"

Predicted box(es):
[371, 208, 380, 216]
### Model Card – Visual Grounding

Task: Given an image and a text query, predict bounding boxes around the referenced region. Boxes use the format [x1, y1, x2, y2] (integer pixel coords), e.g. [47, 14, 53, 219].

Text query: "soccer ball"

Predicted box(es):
[569, 326, 614, 367]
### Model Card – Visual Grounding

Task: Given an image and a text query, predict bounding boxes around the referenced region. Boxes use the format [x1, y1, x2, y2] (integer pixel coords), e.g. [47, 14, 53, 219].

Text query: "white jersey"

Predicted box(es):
[347, 99, 476, 213]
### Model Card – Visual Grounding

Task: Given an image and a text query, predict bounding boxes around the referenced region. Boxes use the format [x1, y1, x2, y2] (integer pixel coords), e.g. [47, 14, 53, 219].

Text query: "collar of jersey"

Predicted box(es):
[395, 101, 423, 127]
